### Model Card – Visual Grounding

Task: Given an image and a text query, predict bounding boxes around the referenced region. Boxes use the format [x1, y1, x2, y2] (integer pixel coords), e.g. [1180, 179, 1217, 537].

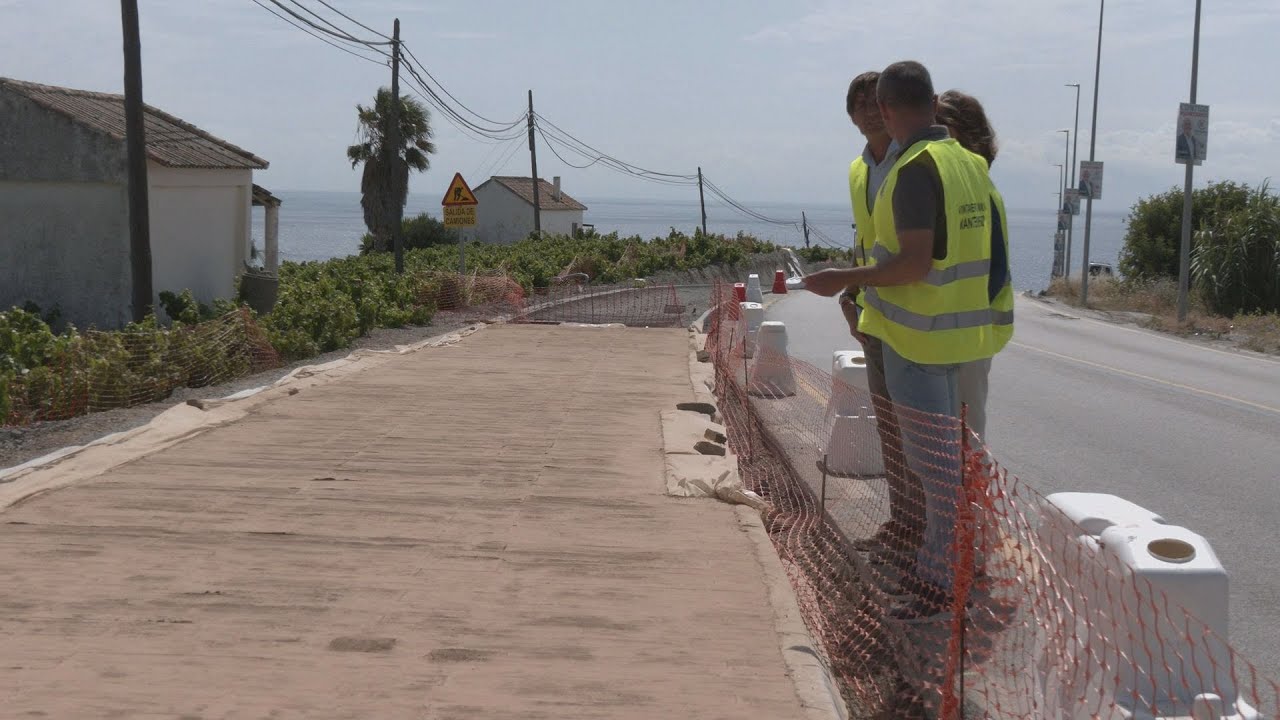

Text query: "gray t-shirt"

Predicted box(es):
[891, 126, 951, 260]
[862, 140, 901, 211]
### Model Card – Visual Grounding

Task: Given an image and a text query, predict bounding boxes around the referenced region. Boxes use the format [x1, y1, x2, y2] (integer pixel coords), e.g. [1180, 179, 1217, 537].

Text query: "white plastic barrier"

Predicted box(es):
[740, 301, 764, 358]
[823, 408, 884, 478]
[1034, 492, 1256, 720]
[748, 321, 796, 397]
[746, 273, 765, 304]
[828, 350, 870, 418]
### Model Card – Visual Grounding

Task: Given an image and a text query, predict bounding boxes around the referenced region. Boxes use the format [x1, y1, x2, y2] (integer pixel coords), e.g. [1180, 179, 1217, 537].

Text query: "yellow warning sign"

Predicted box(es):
[441, 172, 478, 206]
[443, 205, 477, 228]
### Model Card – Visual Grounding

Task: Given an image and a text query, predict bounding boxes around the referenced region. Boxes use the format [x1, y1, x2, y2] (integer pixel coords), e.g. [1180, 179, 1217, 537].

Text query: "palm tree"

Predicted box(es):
[347, 88, 436, 252]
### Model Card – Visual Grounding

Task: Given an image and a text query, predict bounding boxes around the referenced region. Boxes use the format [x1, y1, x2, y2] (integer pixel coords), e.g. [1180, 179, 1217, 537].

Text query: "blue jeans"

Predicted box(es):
[881, 343, 964, 591]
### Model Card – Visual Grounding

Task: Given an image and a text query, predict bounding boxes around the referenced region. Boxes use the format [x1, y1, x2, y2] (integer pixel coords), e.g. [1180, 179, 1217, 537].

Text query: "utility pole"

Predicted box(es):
[802, 211, 810, 249]
[528, 90, 541, 236]
[1066, 83, 1082, 278]
[1080, 0, 1105, 305]
[697, 167, 707, 235]
[1176, 0, 1204, 322]
[121, 0, 152, 322]
[389, 18, 404, 273]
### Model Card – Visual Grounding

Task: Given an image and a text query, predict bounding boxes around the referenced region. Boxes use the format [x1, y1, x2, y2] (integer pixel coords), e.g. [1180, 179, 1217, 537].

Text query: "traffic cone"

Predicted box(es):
[772, 269, 787, 294]
[746, 273, 765, 304]
[748, 321, 796, 397]
[733, 283, 746, 303]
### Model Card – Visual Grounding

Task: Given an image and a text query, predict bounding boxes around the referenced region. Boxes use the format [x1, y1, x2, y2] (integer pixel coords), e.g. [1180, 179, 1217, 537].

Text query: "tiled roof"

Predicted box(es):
[0, 77, 268, 170]
[483, 176, 587, 211]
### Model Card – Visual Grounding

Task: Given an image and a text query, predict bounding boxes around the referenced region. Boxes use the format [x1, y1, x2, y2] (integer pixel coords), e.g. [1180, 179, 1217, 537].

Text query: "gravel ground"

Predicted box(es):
[0, 317, 479, 473]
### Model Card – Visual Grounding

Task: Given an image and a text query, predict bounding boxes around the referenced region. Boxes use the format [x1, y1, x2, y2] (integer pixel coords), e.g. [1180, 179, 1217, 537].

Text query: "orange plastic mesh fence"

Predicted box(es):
[4, 307, 278, 426]
[705, 280, 1279, 719]
[510, 281, 693, 328]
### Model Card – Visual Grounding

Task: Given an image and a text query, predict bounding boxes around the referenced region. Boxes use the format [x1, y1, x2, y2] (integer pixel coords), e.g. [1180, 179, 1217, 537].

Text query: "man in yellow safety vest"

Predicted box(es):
[838, 71, 924, 564]
[804, 61, 1013, 621]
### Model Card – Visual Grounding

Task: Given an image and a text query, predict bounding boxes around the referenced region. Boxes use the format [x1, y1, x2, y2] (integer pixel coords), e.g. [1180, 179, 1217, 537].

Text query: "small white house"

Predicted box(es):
[464, 175, 587, 244]
[0, 77, 277, 328]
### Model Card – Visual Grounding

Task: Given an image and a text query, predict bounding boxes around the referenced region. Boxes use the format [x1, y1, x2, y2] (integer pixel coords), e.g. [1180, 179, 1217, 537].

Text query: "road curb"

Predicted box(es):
[683, 328, 848, 720]
[735, 505, 850, 720]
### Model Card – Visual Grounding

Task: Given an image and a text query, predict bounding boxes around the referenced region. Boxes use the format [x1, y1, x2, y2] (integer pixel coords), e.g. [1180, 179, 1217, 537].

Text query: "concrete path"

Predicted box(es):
[0, 324, 820, 720]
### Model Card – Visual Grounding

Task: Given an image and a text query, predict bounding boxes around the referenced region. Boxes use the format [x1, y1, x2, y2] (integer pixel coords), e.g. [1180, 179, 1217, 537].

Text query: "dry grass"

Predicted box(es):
[1044, 277, 1280, 355]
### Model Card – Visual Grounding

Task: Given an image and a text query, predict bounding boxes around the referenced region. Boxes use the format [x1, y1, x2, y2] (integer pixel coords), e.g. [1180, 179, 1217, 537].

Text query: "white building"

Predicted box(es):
[465, 176, 587, 244]
[0, 77, 277, 328]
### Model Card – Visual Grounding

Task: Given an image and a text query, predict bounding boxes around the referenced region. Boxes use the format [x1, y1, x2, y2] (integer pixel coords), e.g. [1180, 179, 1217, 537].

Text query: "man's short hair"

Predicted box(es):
[877, 61, 935, 111]
[846, 71, 879, 116]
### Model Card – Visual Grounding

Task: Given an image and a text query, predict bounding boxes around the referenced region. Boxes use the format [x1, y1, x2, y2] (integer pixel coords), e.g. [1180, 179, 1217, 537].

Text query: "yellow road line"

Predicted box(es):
[797, 373, 827, 403]
[1010, 341, 1280, 416]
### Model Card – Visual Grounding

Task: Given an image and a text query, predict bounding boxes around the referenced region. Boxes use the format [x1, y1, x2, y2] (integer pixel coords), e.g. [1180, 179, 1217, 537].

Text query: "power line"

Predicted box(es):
[536, 127, 696, 186]
[251, 0, 388, 64]
[534, 112, 698, 181]
[401, 44, 525, 132]
[313, 0, 391, 39]
[261, 0, 393, 45]
[399, 59, 526, 142]
[285, 0, 376, 45]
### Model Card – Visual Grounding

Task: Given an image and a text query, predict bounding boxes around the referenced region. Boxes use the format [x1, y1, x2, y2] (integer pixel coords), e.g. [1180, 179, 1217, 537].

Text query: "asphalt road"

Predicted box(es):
[765, 289, 1280, 683]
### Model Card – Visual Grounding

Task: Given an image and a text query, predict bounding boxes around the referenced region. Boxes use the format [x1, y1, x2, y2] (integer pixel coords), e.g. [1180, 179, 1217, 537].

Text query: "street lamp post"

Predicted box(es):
[1054, 162, 1064, 277]
[1058, 129, 1071, 208]
[1176, 0, 1204, 322]
[1080, 0, 1105, 305]
[1065, 83, 1082, 278]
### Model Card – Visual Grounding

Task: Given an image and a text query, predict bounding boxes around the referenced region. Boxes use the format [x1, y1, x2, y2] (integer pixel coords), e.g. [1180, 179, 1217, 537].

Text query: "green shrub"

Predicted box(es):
[361, 212, 460, 255]
[797, 246, 853, 263]
[1192, 183, 1280, 315]
[1119, 181, 1252, 281]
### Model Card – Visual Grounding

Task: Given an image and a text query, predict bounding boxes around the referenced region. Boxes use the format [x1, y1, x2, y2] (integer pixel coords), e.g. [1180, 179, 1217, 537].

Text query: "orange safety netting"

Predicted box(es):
[511, 280, 693, 328]
[704, 280, 1278, 720]
[3, 307, 278, 426]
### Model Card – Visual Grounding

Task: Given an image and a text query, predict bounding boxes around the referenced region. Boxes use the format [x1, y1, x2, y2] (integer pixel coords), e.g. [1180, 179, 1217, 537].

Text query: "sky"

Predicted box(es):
[3, 0, 1278, 215]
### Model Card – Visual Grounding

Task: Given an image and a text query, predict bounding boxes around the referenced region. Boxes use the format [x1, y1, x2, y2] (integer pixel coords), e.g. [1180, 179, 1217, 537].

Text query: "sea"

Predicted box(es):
[252, 191, 1129, 292]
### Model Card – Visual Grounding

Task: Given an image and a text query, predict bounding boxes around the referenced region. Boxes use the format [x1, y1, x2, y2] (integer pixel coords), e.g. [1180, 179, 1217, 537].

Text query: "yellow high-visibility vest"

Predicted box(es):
[848, 157, 875, 307]
[857, 138, 1014, 365]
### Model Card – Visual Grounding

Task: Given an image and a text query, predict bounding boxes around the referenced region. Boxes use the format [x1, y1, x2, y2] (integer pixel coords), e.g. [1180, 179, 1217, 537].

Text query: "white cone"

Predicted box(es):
[740, 302, 763, 358]
[828, 350, 870, 417]
[749, 321, 796, 397]
[746, 273, 765, 304]
[825, 406, 885, 477]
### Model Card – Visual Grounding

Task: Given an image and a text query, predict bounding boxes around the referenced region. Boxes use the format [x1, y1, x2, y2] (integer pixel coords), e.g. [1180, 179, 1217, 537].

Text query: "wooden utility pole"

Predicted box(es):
[697, 167, 707, 235]
[389, 18, 404, 273]
[802, 211, 810, 248]
[121, 0, 152, 322]
[528, 90, 541, 236]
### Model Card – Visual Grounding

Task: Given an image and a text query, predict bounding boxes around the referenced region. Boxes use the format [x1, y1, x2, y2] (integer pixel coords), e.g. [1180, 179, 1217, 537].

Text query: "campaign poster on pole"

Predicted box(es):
[1064, 189, 1081, 216]
[1175, 102, 1209, 166]
[1079, 161, 1104, 200]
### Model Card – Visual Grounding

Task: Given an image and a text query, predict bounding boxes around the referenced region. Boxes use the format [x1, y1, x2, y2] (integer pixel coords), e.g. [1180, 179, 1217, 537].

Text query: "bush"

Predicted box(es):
[1192, 183, 1280, 315]
[797, 246, 853, 264]
[360, 212, 460, 255]
[1119, 181, 1252, 281]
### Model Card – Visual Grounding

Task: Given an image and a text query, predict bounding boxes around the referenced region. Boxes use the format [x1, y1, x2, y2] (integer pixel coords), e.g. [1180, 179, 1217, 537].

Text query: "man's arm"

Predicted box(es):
[804, 157, 938, 296]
